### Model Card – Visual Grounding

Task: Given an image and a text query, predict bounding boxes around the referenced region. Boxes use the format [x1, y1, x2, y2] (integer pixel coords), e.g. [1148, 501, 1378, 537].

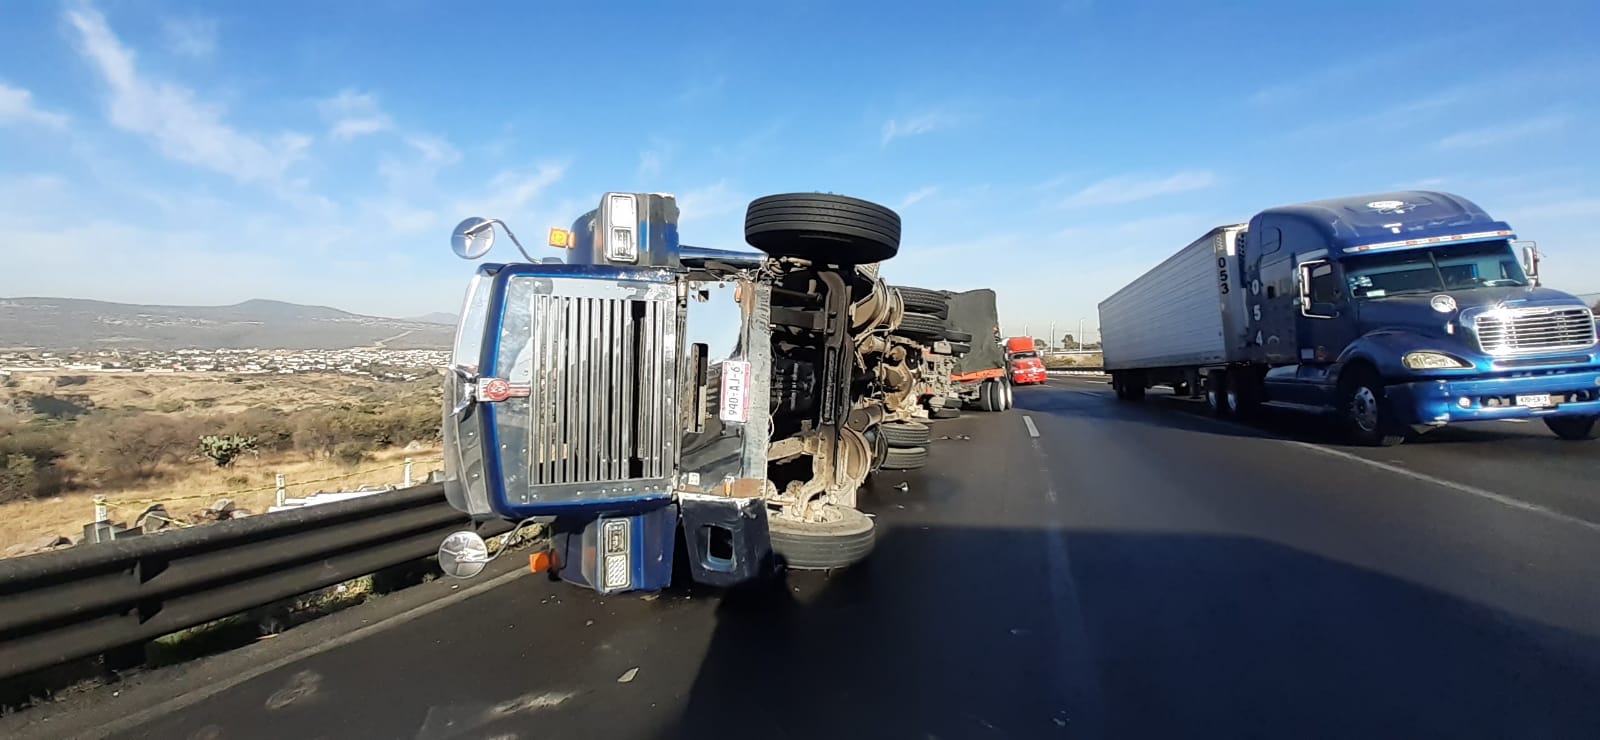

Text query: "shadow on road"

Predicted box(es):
[660, 522, 1600, 740]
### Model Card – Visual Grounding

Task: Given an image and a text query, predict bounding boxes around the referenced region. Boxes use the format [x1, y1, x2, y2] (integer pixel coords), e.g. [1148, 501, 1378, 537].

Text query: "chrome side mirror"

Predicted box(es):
[450, 217, 536, 262]
[1517, 241, 1540, 286]
[437, 530, 490, 578]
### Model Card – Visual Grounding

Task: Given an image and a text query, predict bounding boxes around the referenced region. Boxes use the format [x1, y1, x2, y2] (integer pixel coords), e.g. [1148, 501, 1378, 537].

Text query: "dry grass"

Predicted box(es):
[1, 445, 444, 554]
[1, 371, 436, 417]
[0, 445, 444, 554]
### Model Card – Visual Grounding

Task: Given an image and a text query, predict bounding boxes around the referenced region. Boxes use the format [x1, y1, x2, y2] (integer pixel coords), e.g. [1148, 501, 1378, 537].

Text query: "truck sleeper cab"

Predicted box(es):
[1103, 191, 1600, 445]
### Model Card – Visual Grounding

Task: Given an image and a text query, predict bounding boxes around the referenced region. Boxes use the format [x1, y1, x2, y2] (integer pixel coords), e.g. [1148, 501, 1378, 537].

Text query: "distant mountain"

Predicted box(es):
[0, 297, 455, 350]
[410, 312, 459, 326]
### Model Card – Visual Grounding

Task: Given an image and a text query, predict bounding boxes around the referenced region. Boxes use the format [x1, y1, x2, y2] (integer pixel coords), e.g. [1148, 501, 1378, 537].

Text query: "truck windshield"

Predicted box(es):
[1011, 351, 1039, 360]
[1344, 239, 1528, 298]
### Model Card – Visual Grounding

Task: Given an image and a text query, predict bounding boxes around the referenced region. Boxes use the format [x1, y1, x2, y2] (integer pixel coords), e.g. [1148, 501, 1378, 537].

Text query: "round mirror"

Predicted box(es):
[437, 530, 490, 578]
[451, 217, 496, 260]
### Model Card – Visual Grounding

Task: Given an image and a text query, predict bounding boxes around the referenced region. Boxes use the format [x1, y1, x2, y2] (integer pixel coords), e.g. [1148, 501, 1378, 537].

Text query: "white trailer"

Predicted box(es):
[1098, 224, 1249, 403]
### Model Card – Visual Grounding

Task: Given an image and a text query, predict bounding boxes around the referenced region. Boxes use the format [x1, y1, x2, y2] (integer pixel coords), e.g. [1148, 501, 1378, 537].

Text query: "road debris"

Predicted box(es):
[894, 481, 910, 491]
[617, 667, 639, 684]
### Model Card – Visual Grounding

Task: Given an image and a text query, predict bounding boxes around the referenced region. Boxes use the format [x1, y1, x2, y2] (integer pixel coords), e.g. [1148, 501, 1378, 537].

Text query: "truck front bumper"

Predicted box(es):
[1012, 370, 1048, 385]
[1387, 370, 1600, 426]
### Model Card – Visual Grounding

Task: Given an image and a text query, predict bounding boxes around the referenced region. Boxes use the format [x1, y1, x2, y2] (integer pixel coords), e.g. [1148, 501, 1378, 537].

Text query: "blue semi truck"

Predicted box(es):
[1099, 191, 1600, 445]
[430, 190, 953, 594]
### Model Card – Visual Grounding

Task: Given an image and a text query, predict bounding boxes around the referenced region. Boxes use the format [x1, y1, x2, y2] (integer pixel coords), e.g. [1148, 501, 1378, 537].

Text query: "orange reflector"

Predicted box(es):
[528, 551, 553, 573]
[733, 284, 743, 302]
[548, 228, 572, 249]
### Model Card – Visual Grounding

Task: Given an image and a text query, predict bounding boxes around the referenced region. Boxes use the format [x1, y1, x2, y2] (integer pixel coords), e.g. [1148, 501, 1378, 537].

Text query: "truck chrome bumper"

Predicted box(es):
[1387, 370, 1600, 425]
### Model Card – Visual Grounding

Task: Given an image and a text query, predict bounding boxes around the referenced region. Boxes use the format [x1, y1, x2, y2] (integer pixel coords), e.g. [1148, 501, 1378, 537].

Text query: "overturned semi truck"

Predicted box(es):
[433, 191, 968, 593]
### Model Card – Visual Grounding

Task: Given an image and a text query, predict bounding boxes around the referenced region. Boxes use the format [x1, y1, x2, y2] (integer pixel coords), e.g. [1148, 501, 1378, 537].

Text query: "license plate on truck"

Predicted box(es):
[1517, 394, 1552, 408]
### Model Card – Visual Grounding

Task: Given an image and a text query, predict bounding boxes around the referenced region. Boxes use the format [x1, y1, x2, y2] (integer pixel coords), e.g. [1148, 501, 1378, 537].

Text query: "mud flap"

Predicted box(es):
[678, 494, 774, 587]
[553, 504, 677, 594]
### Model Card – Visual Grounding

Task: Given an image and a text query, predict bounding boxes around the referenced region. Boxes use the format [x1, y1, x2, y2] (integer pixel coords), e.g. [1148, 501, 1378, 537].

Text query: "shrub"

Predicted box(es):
[199, 434, 258, 467]
[72, 413, 203, 487]
[0, 454, 39, 503]
[156, 400, 188, 413]
[334, 441, 371, 467]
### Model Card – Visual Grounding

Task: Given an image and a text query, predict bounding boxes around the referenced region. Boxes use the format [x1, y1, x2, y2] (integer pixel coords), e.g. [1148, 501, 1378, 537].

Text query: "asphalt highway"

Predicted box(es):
[13, 377, 1600, 739]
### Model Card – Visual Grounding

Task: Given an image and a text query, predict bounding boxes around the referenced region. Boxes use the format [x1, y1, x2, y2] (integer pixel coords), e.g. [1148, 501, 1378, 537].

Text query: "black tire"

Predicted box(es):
[880, 421, 932, 448]
[1207, 370, 1230, 417]
[880, 445, 928, 470]
[944, 329, 973, 343]
[894, 312, 947, 341]
[1545, 415, 1600, 441]
[931, 406, 960, 419]
[892, 286, 949, 319]
[1228, 371, 1261, 417]
[947, 341, 971, 355]
[1002, 378, 1015, 409]
[768, 507, 876, 570]
[1338, 367, 1405, 447]
[1117, 371, 1145, 402]
[745, 193, 900, 264]
[944, 396, 963, 408]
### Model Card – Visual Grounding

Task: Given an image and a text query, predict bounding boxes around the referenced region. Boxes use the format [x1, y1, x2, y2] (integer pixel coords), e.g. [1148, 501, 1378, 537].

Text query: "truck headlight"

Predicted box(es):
[1402, 351, 1471, 370]
[603, 193, 639, 263]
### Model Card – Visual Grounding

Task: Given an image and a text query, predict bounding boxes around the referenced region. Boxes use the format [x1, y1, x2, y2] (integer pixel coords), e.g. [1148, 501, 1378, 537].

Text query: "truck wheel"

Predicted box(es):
[745, 193, 901, 264]
[1545, 415, 1600, 441]
[1227, 371, 1260, 417]
[1002, 378, 1015, 409]
[944, 329, 973, 343]
[931, 406, 960, 419]
[768, 507, 876, 570]
[1207, 370, 1230, 417]
[1339, 369, 1405, 447]
[880, 445, 928, 470]
[946, 341, 971, 355]
[891, 286, 950, 319]
[880, 421, 932, 447]
[978, 380, 997, 411]
[1122, 372, 1145, 402]
[893, 312, 947, 342]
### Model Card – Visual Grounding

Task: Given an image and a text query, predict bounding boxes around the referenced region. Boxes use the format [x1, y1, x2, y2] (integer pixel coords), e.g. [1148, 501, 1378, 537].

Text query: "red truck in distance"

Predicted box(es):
[1005, 337, 1047, 385]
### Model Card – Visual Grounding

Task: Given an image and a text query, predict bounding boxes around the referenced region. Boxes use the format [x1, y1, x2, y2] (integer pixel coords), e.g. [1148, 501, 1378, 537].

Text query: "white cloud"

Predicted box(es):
[0, 81, 69, 128]
[899, 186, 939, 209]
[406, 134, 459, 164]
[1059, 171, 1218, 208]
[1436, 114, 1570, 150]
[448, 162, 568, 219]
[319, 89, 394, 140]
[638, 149, 664, 179]
[163, 17, 218, 59]
[880, 111, 958, 146]
[67, 7, 308, 184]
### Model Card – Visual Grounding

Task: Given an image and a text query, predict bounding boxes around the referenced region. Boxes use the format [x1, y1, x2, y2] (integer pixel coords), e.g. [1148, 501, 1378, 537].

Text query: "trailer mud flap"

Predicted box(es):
[679, 494, 773, 587]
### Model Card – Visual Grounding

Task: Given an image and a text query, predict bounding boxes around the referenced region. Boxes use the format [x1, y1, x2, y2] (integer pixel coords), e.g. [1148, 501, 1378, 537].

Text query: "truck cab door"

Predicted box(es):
[1293, 259, 1359, 386]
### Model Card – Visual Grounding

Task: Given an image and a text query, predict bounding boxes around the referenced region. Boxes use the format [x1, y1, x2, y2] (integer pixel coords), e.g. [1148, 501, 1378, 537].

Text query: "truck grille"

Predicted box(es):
[1474, 307, 1597, 356]
[526, 294, 672, 485]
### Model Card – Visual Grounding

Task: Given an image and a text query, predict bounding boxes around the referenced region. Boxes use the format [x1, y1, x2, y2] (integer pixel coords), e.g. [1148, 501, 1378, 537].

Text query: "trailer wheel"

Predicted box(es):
[880, 445, 929, 470]
[1227, 371, 1261, 417]
[978, 380, 997, 411]
[944, 328, 973, 343]
[1545, 415, 1600, 441]
[1207, 370, 1230, 417]
[946, 341, 971, 356]
[891, 286, 950, 319]
[880, 420, 932, 448]
[893, 312, 947, 342]
[931, 406, 960, 419]
[768, 507, 876, 570]
[1001, 378, 1015, 409]
[1338, 368, 1405, 447]
[1120, 372, 1145, 402]
[745, 193, 900, 264]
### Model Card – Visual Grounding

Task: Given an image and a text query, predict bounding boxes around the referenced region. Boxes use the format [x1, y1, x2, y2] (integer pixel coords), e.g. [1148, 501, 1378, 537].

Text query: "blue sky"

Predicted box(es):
[2, 0, 1598, 340]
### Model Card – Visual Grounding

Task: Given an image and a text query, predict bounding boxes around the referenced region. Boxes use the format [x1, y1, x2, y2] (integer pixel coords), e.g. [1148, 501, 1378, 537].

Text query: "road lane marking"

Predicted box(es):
[1162, 403, 1600, 535]
[1023, 415, 1040, 438]
[86, 567, 530, 739]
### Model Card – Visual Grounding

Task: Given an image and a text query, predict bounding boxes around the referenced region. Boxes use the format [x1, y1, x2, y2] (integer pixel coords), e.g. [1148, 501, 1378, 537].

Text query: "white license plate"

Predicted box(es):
[719, 360, 752, 423]
[1516, 394, 1552, 408]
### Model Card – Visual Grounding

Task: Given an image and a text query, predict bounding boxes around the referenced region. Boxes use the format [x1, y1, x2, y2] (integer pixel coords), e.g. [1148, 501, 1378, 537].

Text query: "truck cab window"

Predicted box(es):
[1309, 264, 1340, 303]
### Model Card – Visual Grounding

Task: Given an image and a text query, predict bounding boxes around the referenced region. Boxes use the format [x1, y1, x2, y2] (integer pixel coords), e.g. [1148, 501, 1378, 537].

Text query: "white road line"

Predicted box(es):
[1182, 408, 1600, 535]
[1023, 415, 1040, 438]
[89, 567, 530, 739]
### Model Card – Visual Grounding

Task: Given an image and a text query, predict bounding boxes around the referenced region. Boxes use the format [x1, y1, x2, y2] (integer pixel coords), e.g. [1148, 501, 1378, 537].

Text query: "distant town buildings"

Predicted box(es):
[0, 348, 449, 381]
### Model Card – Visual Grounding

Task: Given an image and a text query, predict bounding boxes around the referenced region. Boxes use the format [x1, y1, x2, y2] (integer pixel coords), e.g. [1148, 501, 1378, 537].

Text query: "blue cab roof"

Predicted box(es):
[1258, 191, 1515, 251]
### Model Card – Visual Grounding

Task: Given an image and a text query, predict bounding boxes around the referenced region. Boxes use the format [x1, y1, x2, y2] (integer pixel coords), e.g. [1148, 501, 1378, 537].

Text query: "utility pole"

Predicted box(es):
[1049, 322, 1056, 353]
[1078, 318, 1085, 351]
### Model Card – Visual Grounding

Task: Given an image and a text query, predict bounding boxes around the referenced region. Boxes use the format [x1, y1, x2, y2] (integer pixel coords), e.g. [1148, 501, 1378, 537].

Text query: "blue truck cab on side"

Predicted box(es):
[1235, 191, 1600, 444]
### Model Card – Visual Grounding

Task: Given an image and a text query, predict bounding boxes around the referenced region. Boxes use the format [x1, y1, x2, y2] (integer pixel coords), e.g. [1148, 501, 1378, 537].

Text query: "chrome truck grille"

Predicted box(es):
[526, 293, 672, 485]
[1475, 307, 1598, 356]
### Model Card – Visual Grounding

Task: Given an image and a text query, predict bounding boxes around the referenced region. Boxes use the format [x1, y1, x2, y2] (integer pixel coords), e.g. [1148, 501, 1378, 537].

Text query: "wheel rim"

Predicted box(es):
[1209, 386, 1222, 411]
[1349, 386, 1379, 433]
[1226, 388, 1240, 412]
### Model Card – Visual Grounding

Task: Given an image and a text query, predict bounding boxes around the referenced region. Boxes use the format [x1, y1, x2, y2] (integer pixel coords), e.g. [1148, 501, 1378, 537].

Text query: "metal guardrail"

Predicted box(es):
[0, 482, 500, 682]
[1047, 366, 1107, 376]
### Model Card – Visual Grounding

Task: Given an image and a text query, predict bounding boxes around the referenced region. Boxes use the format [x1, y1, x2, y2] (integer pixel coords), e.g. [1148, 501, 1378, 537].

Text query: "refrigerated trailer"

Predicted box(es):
[1099, 191, 1600, 445]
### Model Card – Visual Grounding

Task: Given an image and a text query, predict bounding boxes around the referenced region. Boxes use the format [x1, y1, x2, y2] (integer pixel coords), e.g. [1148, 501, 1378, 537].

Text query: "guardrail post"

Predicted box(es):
[276, 474, 287, 508]
[93, 495, 108, 524]
[404, 458, 414, 488]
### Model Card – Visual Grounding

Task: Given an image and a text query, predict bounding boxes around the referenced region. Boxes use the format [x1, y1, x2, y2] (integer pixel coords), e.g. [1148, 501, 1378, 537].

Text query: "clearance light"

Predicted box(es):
[1343, 229, 1513, 254]
[548, 228, 573, 249]
[603, 193, 639, 263]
